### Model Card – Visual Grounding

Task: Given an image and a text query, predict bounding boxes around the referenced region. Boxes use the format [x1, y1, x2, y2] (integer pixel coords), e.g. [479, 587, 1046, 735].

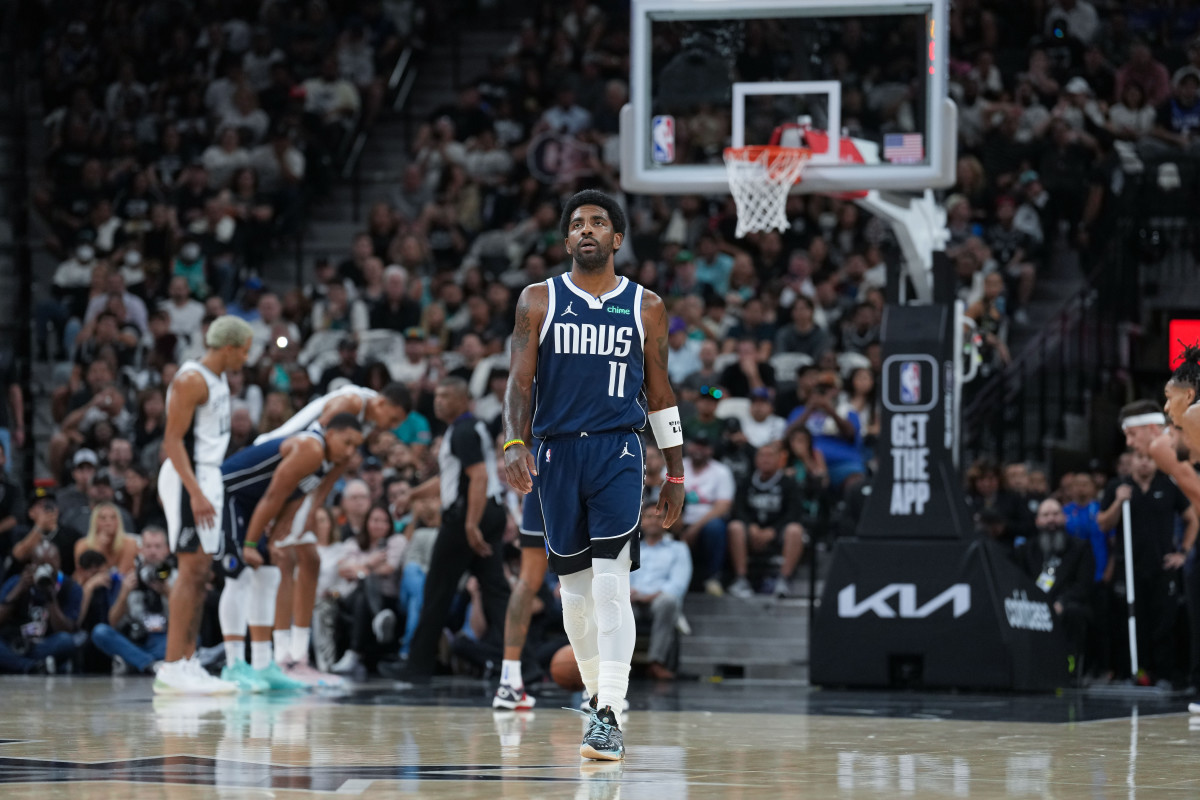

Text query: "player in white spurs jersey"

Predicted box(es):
[253, 382, 411, 686]
[155, 316, 253, 696]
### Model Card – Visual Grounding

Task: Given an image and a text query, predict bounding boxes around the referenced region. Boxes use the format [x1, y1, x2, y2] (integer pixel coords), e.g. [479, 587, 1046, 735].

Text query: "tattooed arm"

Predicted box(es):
[502, 283, 548, 494]
[641, 290, 686, 528]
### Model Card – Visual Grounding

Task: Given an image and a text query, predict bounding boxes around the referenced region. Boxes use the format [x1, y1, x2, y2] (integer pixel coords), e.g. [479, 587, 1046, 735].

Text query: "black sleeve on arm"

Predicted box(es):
[451, 421, 485, 468]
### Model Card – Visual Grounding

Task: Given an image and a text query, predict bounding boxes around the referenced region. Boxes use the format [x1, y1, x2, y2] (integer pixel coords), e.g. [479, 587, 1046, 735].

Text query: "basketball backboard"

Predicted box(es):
[619, 0, 956, 195]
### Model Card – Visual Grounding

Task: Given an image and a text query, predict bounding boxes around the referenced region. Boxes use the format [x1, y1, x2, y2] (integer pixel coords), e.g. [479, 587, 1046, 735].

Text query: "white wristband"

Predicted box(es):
[649, 406, 684, 449]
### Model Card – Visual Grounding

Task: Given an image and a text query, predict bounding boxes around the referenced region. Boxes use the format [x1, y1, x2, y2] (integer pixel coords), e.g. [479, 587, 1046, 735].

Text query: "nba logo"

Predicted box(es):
[545, 448, 551, 463]
[899, 362, 921, 404]
[652, 116, 675, 164]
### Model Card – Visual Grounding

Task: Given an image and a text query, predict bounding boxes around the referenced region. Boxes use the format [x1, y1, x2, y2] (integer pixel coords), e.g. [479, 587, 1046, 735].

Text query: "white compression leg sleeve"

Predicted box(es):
[249, 566, 282, 628]
[219, 572, 250, 662]
[559, 567, 600, 700]
[593, 542, 635, 724]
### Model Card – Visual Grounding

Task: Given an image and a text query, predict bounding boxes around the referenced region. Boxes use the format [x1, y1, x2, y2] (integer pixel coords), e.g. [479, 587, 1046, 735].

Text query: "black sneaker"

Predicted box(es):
[580, 705, 624, 761]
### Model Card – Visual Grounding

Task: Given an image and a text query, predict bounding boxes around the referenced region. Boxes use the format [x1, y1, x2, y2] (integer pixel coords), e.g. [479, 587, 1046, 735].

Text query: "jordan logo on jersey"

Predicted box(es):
[619, 442, 635, 458]
[561, 301, 578, 317]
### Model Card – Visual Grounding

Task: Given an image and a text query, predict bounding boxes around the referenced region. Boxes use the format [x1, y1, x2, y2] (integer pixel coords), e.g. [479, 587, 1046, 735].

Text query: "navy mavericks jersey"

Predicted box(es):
[221, 424, 331, 502]
[532, 274, 648, 438]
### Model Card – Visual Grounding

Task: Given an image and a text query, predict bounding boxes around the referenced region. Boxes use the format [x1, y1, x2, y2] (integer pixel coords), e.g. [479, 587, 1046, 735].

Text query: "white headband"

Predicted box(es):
[1120, 413, 1166, 430]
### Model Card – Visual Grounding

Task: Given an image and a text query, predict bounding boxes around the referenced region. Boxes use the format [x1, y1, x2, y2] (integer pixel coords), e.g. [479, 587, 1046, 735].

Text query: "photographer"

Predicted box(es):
[90, 527, 172, 674]
[0, 543, 86, 673]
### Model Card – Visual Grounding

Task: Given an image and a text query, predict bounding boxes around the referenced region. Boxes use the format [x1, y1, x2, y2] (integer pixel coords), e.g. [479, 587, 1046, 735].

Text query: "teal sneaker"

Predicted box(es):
[255, 661, 308, 691]
[221, 660, 270, 693]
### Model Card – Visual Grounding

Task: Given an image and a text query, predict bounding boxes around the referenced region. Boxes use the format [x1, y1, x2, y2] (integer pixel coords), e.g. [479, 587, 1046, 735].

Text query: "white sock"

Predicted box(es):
[251, 640, 273, 671]
[272, 630, 291, 663]
[578, 654, 601, 701]
[501, 659, 523, 689]
[290, 627, 311, 666]
[224, 640, 244, 666]
[597, 661, 631, 727]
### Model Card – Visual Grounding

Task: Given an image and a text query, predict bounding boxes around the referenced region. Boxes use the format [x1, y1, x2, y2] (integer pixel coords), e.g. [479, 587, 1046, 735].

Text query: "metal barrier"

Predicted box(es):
[962, 283, 1125, 466]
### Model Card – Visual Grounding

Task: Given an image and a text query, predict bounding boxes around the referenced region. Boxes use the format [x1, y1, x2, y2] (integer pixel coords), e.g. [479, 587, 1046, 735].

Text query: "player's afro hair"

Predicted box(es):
[559, 190, 627, 238]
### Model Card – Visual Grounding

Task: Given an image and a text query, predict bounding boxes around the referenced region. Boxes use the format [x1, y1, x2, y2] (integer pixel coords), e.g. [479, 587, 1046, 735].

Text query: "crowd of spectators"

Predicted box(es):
[13, 1, 1200, 680]
[968, 450, 1198, 690]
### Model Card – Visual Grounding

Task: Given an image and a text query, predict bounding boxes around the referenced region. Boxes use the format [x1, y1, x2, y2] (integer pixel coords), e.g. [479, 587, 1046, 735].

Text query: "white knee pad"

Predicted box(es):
[592, 573, 624, 636]
[561, 588, 591, 642]
[248, 566, 282, 627]
[218, 573, 250, 637]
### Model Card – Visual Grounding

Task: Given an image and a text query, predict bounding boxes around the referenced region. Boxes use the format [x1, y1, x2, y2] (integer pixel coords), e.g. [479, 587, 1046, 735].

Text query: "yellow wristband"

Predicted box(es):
[503, 439, 525, 452]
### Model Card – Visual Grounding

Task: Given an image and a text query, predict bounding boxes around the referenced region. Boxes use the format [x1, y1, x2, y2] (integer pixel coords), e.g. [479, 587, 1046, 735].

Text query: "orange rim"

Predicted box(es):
[723, 146, 812, 182]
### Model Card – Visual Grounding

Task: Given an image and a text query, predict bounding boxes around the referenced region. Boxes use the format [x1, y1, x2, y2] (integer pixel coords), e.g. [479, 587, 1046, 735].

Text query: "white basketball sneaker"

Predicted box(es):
[154, 658, 239, 696]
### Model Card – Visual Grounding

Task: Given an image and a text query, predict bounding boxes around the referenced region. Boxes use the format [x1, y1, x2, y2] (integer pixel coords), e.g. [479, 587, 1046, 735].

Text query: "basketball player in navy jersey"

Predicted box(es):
[503, 190, 686, 760]
[253, 382, 410, 685]
[156, 315, 253, 696]
[217, 414, 365, 692]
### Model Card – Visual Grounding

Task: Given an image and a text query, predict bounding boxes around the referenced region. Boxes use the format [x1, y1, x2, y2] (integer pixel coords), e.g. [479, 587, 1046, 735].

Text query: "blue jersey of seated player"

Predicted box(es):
[531, 274, 648, 575]
[218, 423, 332, 572]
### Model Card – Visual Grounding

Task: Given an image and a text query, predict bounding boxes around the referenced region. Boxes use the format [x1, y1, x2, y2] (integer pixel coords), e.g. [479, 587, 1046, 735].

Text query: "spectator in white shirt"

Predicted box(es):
[204, 56, 244, 118]
[242, 28, 285, 91]
[680, 434, 736, 595]
[464, 128, 514, 186]
[105, 61, 147, 122]
[218, 85, 270, 145]
[201, 127, 250, 189]
[1108, 82, 1156, 140]
[248, 292, 302, 364]
[742, 388, 788, 448]
[303, 55, 361, 125]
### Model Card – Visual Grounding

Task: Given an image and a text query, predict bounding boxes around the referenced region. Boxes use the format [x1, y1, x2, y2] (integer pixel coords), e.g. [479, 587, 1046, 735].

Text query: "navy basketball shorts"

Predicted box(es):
[536, 431, 643, 575]
[519, 473, 546, 551]
[219, 493, 273, 578]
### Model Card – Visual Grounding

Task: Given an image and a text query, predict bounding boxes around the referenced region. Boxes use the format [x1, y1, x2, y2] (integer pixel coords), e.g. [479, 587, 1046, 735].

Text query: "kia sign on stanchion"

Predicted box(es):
[811, 539, 1068, 690]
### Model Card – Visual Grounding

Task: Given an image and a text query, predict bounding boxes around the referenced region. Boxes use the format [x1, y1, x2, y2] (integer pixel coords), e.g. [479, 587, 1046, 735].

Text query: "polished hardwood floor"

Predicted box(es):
[0, 677, 1197, 798]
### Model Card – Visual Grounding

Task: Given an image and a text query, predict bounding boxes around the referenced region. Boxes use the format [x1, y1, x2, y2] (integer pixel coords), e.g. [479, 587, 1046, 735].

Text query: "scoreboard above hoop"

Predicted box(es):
[620, 0, 955, 196]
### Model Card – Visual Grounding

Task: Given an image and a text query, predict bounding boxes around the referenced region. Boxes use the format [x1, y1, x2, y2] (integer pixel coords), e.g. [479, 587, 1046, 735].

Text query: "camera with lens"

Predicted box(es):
[135, 555, 172, 588]
[33, 563, 57, 589]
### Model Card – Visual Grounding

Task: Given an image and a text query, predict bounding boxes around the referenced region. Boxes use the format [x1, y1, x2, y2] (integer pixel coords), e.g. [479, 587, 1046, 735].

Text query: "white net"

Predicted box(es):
[723, 146, 811, 238]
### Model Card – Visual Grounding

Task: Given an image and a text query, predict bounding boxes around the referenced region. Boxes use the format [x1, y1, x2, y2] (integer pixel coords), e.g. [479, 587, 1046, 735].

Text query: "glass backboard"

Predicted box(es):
[620, 0, 955, 195]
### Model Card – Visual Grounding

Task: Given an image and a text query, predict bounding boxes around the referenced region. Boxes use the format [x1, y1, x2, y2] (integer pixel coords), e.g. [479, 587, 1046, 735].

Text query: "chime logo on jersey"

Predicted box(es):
[899, 362, 921, 405]
[552, 322, 634, 357]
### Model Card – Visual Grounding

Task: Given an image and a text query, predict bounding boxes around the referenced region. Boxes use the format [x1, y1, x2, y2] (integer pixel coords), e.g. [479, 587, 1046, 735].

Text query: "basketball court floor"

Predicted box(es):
[0, 677, 1195, 798]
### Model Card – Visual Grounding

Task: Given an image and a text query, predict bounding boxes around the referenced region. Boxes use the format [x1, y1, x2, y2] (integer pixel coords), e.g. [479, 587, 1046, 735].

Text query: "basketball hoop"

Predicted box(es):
[723, 145, 811, 238]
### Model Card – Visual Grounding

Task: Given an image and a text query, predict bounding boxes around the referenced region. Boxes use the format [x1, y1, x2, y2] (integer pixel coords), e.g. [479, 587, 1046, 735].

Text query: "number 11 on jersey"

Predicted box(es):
[607, 360, 627, 397]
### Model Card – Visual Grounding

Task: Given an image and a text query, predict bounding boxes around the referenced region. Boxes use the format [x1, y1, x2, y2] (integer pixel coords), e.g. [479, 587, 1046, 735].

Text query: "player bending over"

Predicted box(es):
[217, 414, 364, 692]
